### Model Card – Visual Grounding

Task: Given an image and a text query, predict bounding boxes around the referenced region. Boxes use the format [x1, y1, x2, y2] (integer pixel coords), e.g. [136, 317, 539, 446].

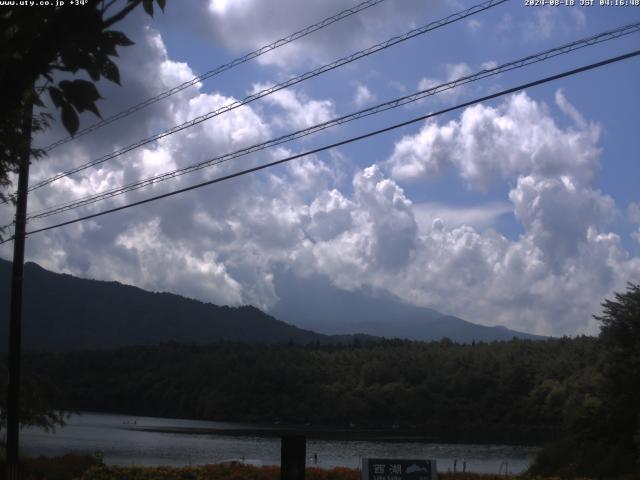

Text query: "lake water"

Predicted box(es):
[21, 412, 538, 474]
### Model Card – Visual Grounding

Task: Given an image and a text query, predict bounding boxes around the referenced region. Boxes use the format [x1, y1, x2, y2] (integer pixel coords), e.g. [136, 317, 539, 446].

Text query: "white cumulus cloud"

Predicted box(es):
[201, 0, 440, 68]
[354, 83, 376, 108]
[388, 91, 602, 191]
[4, 16, 637, 341]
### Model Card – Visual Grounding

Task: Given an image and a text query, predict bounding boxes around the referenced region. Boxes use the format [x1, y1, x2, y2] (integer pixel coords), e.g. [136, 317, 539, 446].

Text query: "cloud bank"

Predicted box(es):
[3, 16, 638, 339]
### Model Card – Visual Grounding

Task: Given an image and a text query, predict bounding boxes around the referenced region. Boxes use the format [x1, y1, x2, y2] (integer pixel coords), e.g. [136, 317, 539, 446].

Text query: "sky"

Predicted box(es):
[2, 0, 639, 337]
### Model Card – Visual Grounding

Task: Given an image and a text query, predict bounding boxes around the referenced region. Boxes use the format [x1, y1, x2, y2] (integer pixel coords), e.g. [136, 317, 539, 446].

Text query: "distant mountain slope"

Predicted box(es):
[0, 259, 544, 352]
[270, 268, 546, 342]
[0, 259, 362, 352]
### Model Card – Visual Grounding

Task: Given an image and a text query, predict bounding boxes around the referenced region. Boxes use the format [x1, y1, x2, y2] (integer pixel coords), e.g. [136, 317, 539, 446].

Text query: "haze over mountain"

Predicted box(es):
[0, 258, 543, 352]
[270, 267, 545, 342]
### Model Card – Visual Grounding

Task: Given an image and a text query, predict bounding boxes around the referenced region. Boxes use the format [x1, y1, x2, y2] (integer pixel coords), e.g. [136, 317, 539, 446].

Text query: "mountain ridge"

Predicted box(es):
[270, 266, 545, 342]
[0, 258, 544, 352]
[0, 259, 359, 351]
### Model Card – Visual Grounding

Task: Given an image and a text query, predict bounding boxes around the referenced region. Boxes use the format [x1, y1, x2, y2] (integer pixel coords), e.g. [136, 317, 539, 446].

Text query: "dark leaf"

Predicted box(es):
[48, 87, 64, 108]
[103, 30, 134, 47]
[156, 0, 166, 11]
[98, 36, 119, 57]
[101, 58, 120, 85]
[59, 47, 83, 72]
[61, 103, 79, 136]
[85, 59, 101, 82]
[58, 79, 102, 118]
[142, 0, 154, 16]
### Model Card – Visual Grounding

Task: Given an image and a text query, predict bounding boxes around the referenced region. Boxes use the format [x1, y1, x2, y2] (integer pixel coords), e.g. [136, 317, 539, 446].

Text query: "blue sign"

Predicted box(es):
[362, 458, 437, 480]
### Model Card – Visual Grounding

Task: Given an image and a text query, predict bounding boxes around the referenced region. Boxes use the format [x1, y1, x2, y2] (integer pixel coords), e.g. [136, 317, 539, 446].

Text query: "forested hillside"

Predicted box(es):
[19, 337, 598, 444]
[0, 260, 369, 350]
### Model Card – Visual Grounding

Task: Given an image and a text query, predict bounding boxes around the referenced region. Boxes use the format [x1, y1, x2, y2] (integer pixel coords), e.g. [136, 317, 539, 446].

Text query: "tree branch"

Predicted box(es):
[101, 0, 120, 15]
[103, 0, 142, 28]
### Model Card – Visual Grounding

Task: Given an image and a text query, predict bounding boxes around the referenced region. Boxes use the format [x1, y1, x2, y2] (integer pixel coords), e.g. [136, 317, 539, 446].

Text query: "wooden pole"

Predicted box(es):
[6, 95, 33, 480]
[281, 435, 306, 480]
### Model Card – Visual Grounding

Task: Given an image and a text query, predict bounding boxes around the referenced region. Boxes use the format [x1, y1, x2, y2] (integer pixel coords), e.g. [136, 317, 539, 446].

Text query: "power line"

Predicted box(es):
[41, 0, 390, 152]
[23, 22, 640, 222]
[29, 0, 506, 192]
[24, 0, 507, 195]
[2, 49, 635, 244]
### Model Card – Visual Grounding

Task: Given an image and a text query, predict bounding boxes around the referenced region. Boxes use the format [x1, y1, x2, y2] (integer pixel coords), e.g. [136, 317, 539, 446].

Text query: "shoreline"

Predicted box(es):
[120, 424, 531, 445]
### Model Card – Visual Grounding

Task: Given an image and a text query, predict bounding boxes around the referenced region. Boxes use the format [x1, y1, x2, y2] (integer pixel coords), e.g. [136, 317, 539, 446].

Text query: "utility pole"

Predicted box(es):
[6, 95, 34, 480]
[281, 435, 306, 480]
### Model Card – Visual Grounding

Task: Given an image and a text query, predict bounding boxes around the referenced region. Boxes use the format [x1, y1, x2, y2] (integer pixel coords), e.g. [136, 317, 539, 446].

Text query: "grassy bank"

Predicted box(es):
[1, 456, 597, 480]
[79, 464, 598, 480]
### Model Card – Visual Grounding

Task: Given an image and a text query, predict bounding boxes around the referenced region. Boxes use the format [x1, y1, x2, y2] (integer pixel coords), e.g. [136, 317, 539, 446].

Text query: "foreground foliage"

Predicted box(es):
[530, 283, 640, 478]
[78, 464, 587, 480]
[0, 0, 165, 228]
[0, 458, 595, 480]
[0, 454, 99, 480]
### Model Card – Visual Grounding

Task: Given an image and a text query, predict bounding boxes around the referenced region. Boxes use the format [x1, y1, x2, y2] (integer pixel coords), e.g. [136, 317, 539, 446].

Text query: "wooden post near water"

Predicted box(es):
[281, 435, 306, 480]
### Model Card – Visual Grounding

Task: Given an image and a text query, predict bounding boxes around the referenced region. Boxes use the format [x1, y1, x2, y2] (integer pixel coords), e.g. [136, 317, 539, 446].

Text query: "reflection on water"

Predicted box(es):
[21, 412, 538, 474]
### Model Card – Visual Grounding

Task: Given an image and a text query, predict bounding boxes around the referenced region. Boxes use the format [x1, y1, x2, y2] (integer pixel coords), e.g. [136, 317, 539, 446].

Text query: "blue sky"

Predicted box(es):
[2, 0, 639, 336]
[154, 0, 639, 245]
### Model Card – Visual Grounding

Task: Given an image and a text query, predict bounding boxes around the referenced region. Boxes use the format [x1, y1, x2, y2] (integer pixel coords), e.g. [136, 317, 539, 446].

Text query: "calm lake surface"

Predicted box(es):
[21, 412, 538, 474]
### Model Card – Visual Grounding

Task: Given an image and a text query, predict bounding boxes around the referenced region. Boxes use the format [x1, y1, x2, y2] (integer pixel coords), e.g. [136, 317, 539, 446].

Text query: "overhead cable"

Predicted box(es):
[25, 0, 507, 194]
[2, 48, 635, 244]
[23, 22, 640, 221]
[41, 0, 391, 152]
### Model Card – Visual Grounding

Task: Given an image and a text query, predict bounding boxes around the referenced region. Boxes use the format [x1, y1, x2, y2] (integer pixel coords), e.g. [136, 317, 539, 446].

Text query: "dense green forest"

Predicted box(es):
[18, 337, 596, 441]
